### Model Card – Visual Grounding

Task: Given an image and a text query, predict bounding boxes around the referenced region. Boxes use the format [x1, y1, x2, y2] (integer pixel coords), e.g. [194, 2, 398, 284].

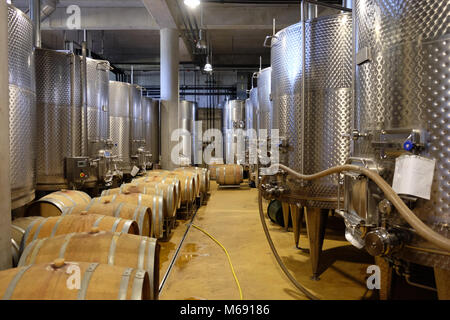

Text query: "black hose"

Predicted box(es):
[257, 179, 320, 300]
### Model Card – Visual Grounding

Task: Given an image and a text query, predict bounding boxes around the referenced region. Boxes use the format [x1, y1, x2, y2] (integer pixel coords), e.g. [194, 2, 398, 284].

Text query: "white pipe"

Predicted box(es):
[0, 0, 12, 270]
[160, 28, 179, 170]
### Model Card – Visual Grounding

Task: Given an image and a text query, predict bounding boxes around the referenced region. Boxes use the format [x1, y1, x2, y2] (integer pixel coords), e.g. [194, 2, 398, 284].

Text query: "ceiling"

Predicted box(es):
[11, 0, 345, 70]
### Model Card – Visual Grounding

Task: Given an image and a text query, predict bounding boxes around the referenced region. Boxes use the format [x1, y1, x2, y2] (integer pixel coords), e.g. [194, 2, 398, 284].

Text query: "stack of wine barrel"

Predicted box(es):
[3, 167, 210, 300]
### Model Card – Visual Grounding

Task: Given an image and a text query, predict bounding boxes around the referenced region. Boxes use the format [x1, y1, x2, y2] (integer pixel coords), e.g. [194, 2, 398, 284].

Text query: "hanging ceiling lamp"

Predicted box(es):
[204, 56, 212, 72]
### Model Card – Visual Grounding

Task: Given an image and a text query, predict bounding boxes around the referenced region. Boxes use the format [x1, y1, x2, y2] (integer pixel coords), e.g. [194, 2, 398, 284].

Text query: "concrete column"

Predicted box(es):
[0, 1, 12, 270]
[160, 28, 179, 170]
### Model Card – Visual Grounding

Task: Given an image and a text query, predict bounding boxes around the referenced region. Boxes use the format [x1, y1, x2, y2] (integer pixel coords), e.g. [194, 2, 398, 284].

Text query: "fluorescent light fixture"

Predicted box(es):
[184, 0, 200, 9]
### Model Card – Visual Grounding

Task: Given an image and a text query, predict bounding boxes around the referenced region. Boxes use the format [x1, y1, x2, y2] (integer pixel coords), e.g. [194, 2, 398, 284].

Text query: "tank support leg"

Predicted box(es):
[375, 256, 393, 300]
[434, 267, 450, 300]
[305, 207, 328, 280]
[281, 202, 290, 231]
[290, 204, 303, 248]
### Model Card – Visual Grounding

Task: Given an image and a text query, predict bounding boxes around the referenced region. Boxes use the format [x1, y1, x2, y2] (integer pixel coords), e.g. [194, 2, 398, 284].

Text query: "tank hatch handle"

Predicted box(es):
[356, 47, 372, 65]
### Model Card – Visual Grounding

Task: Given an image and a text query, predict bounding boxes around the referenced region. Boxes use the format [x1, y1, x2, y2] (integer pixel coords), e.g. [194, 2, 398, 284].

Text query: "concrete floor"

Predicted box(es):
[158, 181, 377, 300]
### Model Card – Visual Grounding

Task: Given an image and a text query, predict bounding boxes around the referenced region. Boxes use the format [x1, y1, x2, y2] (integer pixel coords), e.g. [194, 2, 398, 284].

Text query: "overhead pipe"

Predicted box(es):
[175, 0, 198, 53]
[40, 0, 58, 21]
[203, 0, 351, 11]
[30, 0, 41, 48]
[0, 0, 12, 270]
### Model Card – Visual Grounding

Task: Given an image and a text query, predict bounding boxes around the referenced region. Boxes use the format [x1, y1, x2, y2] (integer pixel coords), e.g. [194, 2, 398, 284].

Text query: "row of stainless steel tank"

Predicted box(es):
[260, 0, 449, 277]
[178, 100, 200, 165]
[6, 4, 160, 209]
[109, 81, 160, 173]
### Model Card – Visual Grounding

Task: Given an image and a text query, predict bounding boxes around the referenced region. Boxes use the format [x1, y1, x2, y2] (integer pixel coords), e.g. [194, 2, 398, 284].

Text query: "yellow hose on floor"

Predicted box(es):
[192, 224, 244, 300]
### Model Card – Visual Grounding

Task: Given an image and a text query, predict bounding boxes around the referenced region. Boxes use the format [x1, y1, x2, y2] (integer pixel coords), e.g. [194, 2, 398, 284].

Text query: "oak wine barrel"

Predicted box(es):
[208, 158, 224, 180]
[26, 190, 91, 217]
[134, 176, 182, 208]
[18, 231, 160, 299]
[90, 194, 165, 239]
[169, 170, 201, 197]
[216, 164, 243, 186]
[63, 201, 152, 238]
[0, 261, 150, 300]
[102, 182, 177, 219]
[176, 167, 210, 194]
[137, 175, 194, 205]
[16, 214, 139, 250]
[10, 217, 45, 266]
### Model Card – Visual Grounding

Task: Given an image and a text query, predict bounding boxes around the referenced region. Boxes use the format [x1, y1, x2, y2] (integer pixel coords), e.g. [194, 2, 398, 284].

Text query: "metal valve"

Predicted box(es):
[365, 228, 402, 257]
[378, 199, 393, 215]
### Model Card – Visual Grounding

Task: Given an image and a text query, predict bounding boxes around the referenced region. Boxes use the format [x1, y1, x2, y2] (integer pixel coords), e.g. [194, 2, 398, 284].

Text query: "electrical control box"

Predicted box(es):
[65, 157, 90, 186]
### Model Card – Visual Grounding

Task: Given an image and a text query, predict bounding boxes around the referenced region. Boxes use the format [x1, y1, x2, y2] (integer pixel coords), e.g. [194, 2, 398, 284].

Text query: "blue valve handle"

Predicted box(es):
[403, 140, 414, 151]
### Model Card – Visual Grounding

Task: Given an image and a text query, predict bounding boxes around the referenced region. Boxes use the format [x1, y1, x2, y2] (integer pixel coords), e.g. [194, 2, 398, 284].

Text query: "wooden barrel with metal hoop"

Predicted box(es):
[15, 214, 139, 251]
[101, 182, 177, 219]
[26, 190, 91, 217]
[11, 217, 45, 266]
[18, 231, 160, 300]
[176, 167, 210, 194]
[138, 175, 194, 205]
[62, 201, 152, 238]
[208, 158, 224, 180]
[172, 171, 200, 197]
[216, 164, 243, 186]
[89, 194, 165, 239]
[0, 261, 150, 300]
[134, 176, 182, 209]
[144, 170, 199, 198]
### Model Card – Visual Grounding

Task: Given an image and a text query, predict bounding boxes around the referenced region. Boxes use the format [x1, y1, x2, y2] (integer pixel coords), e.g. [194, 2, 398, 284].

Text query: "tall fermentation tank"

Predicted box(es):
[35, 49, 83, 191]
[257, 67, 272, 136]
[246, 89, 258, 165]
[271, 13, 352, 209]
[271, 23, 303, 172]
[86, 58, 110, 157]
[223, 100, 246, 164]
[130, 84, 144, 157]
[7, 5, 36, 209]
[247, 88, 258, 136]
[143, 97, 160, 164]
[109, 81, 131, 173]
[348, 0, 450, 268]
[179, 100, 199, 165]
[303, 13, 353, 208]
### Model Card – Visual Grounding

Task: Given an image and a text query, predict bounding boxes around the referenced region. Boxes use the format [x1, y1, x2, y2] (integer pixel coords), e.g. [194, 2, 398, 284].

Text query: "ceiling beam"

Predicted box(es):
[38, 7, 159, 30]
[201, 5, 301, 29]
[141, 0, 193, 62]
[141, 0, 177, 29]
